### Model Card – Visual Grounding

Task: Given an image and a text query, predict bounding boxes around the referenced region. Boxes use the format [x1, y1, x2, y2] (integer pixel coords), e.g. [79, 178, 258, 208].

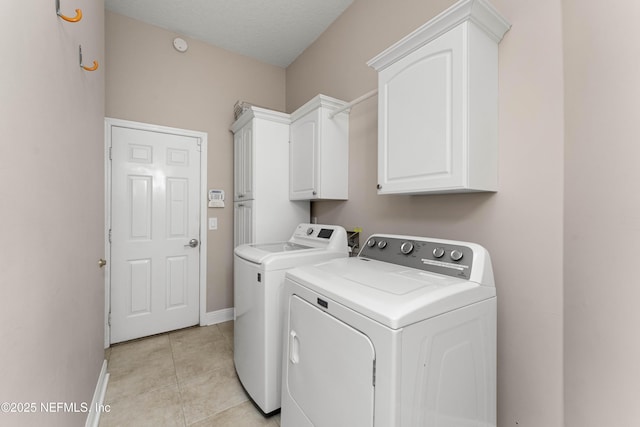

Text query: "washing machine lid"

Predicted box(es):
[234, 223, 350, 266]
[285, 257, 495, 329]
[234, 242, 314, 264]
[250, 241, 313, 253]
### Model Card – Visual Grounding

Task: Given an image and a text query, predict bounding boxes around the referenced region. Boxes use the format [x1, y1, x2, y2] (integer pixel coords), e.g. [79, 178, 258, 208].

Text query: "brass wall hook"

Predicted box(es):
[79, 45, 99, 72]
[56, 0, 82, 22]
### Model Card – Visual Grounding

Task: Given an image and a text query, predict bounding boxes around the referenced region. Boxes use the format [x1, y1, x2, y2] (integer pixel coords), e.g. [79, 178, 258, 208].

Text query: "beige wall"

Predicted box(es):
[286, 0, 565, 425]
[0, 0, 105, 426]
[102, 1, 640, 424]
[563, 0, 640, 425]
[105, 12, 286, 311]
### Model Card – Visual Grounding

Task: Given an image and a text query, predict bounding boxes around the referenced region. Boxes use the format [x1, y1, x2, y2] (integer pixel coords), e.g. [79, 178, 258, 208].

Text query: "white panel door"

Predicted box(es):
[286, 295, 375, 427]
[110, 125, 200, 343]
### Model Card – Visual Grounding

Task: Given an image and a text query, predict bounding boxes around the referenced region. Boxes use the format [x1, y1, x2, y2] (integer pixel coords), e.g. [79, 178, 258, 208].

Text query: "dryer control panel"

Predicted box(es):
[359, 235, 474, 280]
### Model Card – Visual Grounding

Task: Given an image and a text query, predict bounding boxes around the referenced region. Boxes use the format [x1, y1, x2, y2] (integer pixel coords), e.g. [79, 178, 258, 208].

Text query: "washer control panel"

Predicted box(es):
[359, 235, 474, 279]
[289, 223, 349, 252]
[293, 224, 337, 240]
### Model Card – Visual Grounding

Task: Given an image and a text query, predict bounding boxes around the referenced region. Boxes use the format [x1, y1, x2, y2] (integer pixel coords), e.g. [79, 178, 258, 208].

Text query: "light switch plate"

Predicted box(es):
[208, 217, 218, 230]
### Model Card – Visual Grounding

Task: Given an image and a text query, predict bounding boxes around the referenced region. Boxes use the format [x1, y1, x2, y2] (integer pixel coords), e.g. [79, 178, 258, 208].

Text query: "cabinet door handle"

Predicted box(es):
[377, 184, 382, 190]
[312, 190, 317, 196]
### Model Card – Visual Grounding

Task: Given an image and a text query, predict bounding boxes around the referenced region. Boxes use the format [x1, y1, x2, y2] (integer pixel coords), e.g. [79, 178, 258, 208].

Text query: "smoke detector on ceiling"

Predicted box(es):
[173, 37, 188, 53]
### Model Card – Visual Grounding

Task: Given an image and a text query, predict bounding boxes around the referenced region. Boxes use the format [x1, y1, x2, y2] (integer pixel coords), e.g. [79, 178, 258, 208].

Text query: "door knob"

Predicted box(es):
[186, 238, 199, 248]
[98, 259, 107, 268]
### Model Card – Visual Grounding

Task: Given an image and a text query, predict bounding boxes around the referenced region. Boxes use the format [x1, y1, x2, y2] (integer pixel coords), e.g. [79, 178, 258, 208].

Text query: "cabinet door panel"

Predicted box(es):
[233, 132, 242, 201]
[378, 25, 464, 194]
[289, 113, 318, 199]
[233, 124, 254, 201]
[239, 125, 254, 200]
[387, 51, 451, 180]
[233, 200, 253, 247]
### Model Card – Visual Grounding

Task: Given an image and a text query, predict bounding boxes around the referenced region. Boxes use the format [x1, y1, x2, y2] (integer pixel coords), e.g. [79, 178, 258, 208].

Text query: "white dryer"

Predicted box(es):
[234, 223, 349, 415]
[281, 234, 497, 427]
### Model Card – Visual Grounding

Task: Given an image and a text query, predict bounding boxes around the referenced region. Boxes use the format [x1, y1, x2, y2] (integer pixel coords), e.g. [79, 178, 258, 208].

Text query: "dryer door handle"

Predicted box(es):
[289, 330, 300, 364]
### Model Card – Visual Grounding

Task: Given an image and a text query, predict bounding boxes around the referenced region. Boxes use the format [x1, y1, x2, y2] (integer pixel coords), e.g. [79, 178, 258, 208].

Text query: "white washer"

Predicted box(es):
[281, 234, 497, 427]
[234, 223, 349, 414]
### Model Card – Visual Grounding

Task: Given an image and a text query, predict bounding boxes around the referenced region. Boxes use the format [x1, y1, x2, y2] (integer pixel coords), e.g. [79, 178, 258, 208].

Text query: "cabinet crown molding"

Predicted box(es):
[367, 0, 511, 72]
[290, 94, 350, 122]
[230, 106, 290, 133]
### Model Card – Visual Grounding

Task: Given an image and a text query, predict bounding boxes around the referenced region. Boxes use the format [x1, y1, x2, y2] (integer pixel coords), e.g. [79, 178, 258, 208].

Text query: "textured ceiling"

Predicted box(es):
[105, 0, 354, 67]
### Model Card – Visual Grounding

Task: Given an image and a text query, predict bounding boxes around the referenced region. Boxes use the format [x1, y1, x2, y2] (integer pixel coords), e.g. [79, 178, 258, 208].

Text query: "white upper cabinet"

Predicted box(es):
[289, 95, 349, 200]
[230, 107, 310, 247]
[368, 0, 510, 195]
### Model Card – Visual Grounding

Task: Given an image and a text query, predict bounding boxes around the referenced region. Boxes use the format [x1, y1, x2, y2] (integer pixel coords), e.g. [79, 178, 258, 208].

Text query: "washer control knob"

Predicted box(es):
[400, 241, 414, 255]
[367, 238, 376, 248]
[432, 247, 445, 258]
[450, 250, 463, 261]
[377, 240, 387, 249]
[306, 227, 314, 235]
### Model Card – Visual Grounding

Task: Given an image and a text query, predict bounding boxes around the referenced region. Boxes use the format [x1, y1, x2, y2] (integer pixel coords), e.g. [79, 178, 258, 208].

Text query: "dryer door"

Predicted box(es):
[286, 295, 375, 427]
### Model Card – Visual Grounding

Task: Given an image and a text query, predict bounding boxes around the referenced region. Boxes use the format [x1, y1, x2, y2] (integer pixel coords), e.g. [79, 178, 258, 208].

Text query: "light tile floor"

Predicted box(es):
[99, 322, 280, 427]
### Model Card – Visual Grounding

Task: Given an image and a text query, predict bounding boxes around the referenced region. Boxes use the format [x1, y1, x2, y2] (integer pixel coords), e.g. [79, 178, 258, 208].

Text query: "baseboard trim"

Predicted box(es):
[200, 307, 235, 326]
[85, 360, 109, 427]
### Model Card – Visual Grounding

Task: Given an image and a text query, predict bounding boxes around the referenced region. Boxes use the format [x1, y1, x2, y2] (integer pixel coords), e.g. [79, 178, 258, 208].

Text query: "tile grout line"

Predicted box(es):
[183, 323, 237, 426]
[168, 330, 189, 427]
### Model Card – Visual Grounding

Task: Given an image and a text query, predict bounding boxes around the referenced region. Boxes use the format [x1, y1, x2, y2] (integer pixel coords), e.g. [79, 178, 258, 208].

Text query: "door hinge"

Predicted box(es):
[108, 146, 112, 160]
[108, 229, 112, 244]
[372, 359, 376, 387]
[108, 311, 111, 327]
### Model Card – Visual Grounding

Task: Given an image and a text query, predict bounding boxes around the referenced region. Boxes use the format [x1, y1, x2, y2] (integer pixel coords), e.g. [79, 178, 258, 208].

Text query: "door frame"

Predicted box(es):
[104, 118, 208, 348]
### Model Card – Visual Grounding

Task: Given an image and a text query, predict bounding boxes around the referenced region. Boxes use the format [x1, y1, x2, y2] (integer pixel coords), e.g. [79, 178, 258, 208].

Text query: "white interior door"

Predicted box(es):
[109, 124, 201, 343]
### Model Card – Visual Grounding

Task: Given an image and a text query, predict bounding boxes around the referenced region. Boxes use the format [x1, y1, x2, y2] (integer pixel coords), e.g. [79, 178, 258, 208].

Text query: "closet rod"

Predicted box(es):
[329, 88, 378, 119]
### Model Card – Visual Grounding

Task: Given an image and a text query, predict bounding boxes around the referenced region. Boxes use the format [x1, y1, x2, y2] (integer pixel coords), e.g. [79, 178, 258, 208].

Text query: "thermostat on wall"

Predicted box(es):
[173, 37, 188, 53]
[208, 189, 225, 208]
